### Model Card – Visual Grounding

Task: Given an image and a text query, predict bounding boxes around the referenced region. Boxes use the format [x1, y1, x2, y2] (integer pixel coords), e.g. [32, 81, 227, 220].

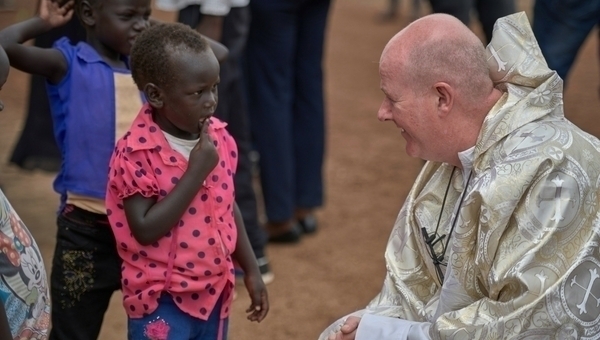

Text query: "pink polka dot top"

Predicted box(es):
[106, 104, 238, 320]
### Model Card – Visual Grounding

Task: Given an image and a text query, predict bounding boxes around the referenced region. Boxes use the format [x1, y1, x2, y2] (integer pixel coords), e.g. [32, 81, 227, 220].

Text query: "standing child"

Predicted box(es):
[105, 23, 269, 340]
[0, 0, 185, 338]
[0, 1, 228, 338]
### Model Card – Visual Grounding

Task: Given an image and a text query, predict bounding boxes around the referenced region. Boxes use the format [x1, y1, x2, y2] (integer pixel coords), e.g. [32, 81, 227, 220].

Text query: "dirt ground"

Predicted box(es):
[0, 0, 599, 339]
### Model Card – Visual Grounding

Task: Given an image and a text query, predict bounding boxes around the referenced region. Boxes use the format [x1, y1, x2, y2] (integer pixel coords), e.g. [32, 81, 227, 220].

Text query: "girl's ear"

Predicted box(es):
[144, 83, 163, 108]
[79, 0, 96, 27]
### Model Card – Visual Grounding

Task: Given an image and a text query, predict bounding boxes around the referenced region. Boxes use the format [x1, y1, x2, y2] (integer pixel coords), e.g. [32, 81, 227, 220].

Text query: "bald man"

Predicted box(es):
[320, 12, 600, 340]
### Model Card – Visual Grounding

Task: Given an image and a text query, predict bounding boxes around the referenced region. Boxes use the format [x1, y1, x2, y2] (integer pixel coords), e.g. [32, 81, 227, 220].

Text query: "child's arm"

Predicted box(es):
[205, 36, 228, 63]
[123, 121, 219, 245]
[0, 0, 73, 83]
[0, 0, 72, 82]
[232, 202, 269, 322]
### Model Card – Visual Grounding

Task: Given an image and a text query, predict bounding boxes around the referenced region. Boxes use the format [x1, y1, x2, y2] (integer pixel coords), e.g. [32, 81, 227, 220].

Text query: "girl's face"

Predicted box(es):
[154, 49, 220, 139]
[91, 0, 151, 58]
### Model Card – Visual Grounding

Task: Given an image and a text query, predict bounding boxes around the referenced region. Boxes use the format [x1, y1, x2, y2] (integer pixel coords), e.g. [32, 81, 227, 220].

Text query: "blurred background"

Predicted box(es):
[0, 0, 598, 339]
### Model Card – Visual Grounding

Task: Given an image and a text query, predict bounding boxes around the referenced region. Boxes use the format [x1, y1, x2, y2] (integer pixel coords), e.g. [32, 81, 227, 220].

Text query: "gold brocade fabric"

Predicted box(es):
[320, 12, 600, 340]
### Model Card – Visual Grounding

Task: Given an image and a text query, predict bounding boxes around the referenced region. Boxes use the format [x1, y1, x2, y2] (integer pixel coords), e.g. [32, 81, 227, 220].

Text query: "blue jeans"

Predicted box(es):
[533, 0, 600, 81]
[128, 293, 229, 340]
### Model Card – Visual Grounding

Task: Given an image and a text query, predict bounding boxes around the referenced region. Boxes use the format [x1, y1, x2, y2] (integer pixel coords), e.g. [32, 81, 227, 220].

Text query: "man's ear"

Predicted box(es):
[79, 0, 96, 27]
[433, 82, 453, 117]
[144, 83, 163, 108]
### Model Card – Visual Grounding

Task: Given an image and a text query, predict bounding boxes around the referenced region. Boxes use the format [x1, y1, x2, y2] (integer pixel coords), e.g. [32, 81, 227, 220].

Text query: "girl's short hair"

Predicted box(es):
[130, 22, 210, 89]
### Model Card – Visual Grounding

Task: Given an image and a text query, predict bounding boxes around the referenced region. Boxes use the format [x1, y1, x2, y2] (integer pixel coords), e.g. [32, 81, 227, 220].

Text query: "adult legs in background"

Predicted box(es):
[427, 0, 471, 27]
[293, 0, 330, 229]
[427, 0, 515, 44]
[378, 0, 400, 21]
[532, 0, 600, 82]
[245, 0, 331, 242]
[475, 0, 514, 43]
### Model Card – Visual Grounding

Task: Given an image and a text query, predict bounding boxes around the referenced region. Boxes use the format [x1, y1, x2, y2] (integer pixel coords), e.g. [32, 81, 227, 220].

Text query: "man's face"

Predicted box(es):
[377, 55, 437, 161]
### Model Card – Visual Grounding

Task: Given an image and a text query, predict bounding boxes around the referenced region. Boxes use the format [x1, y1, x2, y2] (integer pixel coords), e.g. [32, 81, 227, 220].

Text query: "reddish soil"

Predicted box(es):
[0, 0, 598, 339]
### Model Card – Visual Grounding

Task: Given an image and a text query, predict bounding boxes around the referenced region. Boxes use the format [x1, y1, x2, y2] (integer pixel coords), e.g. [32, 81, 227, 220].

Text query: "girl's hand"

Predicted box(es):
[188, 119, 219, 177]
[39, 0, 75, 28]
[243, 272, 269, 322]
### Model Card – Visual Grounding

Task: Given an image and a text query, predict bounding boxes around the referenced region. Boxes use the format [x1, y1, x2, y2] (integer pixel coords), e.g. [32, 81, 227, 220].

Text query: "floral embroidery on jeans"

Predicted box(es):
[145, 318, 170, 340]
[60, 249, 94, 308]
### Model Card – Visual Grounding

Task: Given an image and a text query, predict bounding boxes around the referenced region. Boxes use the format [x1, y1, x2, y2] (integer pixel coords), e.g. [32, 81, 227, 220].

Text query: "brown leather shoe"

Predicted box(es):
[266, 220, 302, 243]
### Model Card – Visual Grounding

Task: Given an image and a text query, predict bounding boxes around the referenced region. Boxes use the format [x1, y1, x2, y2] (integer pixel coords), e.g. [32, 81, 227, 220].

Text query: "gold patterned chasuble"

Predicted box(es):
[320, 12, 600, 340]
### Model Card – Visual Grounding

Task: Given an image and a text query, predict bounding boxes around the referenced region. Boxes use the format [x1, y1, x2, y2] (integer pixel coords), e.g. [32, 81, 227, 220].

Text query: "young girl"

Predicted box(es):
[0, 1, 227, 338]
[105, 23, 269, 340]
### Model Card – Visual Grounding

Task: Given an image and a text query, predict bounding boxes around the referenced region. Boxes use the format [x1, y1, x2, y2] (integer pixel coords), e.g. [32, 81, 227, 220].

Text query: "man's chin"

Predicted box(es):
[404, 144, 419, 158]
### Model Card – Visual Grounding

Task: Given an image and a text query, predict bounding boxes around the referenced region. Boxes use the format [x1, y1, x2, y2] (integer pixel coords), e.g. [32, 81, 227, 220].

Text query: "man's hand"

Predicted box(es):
[328, 316, 361, 340]
[39, 0, 74, 28]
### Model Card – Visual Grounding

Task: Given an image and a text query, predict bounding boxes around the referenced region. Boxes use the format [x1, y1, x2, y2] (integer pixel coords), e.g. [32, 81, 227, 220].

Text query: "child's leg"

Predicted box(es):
[191, 292, 228, 340]
[128, 294, 193, 340]
[49, 205, 122, 340]
[128, 293, 229, 340]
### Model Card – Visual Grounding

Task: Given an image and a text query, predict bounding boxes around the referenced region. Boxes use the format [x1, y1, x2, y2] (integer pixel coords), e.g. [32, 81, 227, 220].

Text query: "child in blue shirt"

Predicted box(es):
[0, 0, 226, 338]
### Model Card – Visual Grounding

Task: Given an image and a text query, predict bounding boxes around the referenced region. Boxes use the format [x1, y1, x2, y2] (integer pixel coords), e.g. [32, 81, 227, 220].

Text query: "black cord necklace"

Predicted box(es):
[421, 166, 473, 284]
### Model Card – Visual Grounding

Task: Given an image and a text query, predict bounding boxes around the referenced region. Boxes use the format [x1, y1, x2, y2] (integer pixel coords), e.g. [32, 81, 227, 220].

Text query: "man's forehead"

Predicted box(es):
[379, 48, 403, 78]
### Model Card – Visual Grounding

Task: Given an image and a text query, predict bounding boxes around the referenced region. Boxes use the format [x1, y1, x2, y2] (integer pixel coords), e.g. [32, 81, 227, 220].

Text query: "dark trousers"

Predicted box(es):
[533, 0, 600, 82]
[428, 0, 515, 43]
[49, 205, 122, 340]
[178, 6, 267, 259]
[244, 0, 330, 222]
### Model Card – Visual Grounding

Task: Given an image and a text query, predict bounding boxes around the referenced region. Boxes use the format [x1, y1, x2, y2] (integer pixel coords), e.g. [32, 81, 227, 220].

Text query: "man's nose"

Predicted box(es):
[377, 101, 391, 121]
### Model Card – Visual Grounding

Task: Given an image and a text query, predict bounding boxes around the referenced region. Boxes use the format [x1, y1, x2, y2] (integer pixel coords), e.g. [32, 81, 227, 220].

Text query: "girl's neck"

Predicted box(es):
[151, 109, 200, 141]
[86, 34, 127, 69]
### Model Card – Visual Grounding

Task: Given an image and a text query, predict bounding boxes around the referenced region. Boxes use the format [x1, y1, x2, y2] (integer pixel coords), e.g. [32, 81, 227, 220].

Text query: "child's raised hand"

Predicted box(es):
[188, 119, 219, 176]
[39, 0, 75, 28]
[243, 272, 269, 322]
